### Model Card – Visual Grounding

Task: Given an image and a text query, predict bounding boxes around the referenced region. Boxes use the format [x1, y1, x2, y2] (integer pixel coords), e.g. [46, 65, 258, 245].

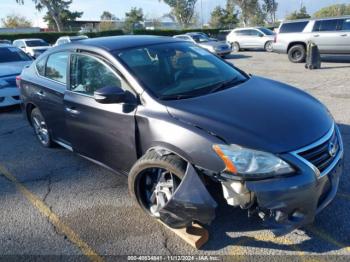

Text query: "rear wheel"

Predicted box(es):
[231, 42, 240, 52]
[128, 151, 186, 218]
[288, 44, 306, 63]
[30, 108, 53, 148]
[264, 41, 273, 52]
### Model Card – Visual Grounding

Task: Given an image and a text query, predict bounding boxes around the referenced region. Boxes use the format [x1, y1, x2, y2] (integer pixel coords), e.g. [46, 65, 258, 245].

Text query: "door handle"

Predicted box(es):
[313, 34, 320, 37]
[65, 107, 80, 115]
[36, 90, 45, 97]
[340, 34, 348, 37]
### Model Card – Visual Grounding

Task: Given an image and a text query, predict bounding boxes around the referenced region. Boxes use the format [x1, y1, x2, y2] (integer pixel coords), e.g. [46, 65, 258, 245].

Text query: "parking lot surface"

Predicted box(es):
[0, 51, 350, 261]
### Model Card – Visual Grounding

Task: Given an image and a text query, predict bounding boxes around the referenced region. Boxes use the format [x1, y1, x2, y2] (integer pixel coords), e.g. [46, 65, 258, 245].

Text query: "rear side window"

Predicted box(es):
[313, 19, 342, 32]
[238, 30, 250, 36]
[36, 57, 46, 75]
[341, 19, 350, 31]
[0, 47, 32, 63]
[45, 52, 69, 84]
[279, 21, 308, 33]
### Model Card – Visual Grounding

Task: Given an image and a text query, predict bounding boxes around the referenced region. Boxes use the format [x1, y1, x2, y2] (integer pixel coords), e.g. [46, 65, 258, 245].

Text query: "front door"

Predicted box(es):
[64, 52, 138, 173]
[311, 19, 343, 53]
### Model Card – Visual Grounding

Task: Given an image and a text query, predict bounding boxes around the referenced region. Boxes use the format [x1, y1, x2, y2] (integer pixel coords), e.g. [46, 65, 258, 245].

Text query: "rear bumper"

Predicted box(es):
[0, 87, 21, 107]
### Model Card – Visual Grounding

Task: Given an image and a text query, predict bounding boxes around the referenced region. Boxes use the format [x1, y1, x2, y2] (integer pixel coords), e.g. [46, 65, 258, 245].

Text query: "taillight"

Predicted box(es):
[16, 76, 21, 88]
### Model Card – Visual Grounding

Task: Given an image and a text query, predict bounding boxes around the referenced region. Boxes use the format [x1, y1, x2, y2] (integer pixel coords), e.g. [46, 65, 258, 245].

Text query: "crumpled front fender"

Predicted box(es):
[159, 164, 218, 228]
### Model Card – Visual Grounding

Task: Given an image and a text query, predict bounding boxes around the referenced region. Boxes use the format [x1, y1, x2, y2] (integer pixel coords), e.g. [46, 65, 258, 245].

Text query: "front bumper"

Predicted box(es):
[0, 87, 21, 107]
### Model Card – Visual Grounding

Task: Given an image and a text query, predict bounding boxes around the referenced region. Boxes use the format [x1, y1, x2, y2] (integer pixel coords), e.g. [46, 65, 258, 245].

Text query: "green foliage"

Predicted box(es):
[1, 13, 32, 28]
[232, 0, 261, 26]
[161, 0, 198, 28]
[16, 0, 80, 32]
[101, 11, 117, 21]
[43, 9, 83, 31]
[0, 30, 124, 44]
[124, 7, 144, 33]
[286, 6, 311, 20]
[313, 4, 350, 18]
[210, 1, 239, 29]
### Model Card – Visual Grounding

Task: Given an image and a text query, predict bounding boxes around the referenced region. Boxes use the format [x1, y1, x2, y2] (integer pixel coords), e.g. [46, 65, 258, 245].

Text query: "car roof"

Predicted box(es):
[75, 35, 184, 52]
[283, 15, 350, 24]
[234, 27, 260, 30]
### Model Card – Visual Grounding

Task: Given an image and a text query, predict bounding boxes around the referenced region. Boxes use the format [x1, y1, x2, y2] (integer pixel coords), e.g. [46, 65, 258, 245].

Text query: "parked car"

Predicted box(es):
[174, 33, 232, 57]
[54, 35, 89, 46]
[19, 36, 343, 236]
[226, 27, 275, 52]
[0, 45, 32, 107]
[13, 38, 50, 58]
[273, 16, 350, 63]
[0, 39, 11, 45]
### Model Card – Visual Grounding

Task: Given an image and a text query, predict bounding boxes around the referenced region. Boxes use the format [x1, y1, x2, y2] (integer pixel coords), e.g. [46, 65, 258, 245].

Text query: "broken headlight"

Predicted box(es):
[213, 144, 294, 178]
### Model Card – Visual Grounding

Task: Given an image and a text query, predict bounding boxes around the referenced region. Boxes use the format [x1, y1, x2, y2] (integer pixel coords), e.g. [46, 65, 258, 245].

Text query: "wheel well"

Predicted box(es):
[26, 103, 36, 125]
[146, 147, 188, 166]
[287, 42, 306, 53]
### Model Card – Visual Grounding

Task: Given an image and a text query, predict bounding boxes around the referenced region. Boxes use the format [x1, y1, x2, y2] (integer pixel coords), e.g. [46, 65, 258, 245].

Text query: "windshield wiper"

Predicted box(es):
[159, 93, 198, 100]
[209, 77, 247, 94]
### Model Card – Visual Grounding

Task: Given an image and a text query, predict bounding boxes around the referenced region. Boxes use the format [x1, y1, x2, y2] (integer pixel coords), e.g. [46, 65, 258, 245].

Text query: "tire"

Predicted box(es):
[30, 108, 53, 148]
[231, 42, 240, 52]
[128, 151, 186, 218]
[288, 44, 306, 63]
[264, 41, 273, 52]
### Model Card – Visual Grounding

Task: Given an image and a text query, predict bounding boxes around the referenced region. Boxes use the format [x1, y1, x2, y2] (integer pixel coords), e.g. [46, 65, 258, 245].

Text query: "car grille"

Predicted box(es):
[298, 128, 340, 173]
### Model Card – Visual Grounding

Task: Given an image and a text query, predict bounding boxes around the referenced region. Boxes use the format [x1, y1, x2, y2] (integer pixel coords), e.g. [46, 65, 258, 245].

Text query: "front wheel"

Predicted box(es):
[128, 151, 186, 218]
[231, 42, 240, 52]
[30, 108, 53, 147]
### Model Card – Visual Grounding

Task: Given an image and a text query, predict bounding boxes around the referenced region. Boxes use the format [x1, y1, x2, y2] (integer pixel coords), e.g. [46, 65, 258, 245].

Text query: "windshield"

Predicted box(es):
[0, 47, 32, 63]
[258, 28, 275, 35]
[25, 40, 48, 47]
[191, 34, 210, 43]
[115, 42, 248, 100]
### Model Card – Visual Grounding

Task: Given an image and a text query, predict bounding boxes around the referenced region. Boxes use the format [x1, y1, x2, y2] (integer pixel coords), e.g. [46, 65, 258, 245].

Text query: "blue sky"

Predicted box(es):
[1, 0, 349, 27]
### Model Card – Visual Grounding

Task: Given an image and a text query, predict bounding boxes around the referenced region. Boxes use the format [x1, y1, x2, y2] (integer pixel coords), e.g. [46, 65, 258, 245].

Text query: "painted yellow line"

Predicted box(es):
[0, 165, 104, 262]
[307, 226, 350, 253]
[337, 193, 350, 201]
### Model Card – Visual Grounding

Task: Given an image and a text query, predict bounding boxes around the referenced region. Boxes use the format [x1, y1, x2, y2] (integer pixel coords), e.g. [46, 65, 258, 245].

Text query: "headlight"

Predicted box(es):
[213, 144, 294, 178]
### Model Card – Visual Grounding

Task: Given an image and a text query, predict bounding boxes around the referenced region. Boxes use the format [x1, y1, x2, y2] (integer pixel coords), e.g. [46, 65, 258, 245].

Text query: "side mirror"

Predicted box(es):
[94, 86, 126, 104]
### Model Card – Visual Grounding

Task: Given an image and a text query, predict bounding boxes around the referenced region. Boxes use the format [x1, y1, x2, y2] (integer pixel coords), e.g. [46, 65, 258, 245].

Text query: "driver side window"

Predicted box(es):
[70, 54, 129, 96]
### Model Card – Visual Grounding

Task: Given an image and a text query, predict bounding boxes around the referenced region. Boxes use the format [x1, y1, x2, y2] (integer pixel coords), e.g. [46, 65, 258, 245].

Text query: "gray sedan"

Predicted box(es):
[174, 33, 232, 57]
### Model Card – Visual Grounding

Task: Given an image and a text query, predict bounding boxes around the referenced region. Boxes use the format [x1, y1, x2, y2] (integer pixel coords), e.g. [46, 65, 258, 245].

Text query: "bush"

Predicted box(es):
[0, 30, 124, 44]
[0, 28, 228, 44]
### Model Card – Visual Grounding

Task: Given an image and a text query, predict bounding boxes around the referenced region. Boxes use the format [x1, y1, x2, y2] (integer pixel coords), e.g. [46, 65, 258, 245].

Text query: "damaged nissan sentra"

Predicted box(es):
[19, 36, 344, 236]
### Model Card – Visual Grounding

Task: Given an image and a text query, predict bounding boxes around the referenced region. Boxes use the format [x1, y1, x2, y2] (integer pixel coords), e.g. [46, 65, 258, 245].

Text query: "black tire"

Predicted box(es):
[264, 41, 273, 52]
[128, 151, 186, 217]
[288, 44, 306, 63]
[231, 42, 240, 52]
[30, 108, 53, 148]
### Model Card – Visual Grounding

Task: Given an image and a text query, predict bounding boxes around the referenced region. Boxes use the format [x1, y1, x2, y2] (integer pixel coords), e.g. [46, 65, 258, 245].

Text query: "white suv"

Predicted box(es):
[226, 27, 275, 52]
[273, 16, 350, 63]
[54, 35, 89, 46]
[13, 39, 50, 58]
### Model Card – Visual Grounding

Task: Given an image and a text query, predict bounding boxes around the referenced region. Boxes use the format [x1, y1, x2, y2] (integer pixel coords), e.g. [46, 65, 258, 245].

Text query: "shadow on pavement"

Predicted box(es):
[224, 54, 252, 60]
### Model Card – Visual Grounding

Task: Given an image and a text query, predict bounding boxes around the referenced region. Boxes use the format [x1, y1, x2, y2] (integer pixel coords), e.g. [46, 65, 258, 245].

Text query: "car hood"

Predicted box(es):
[0, 61, 32, 77]
[164, 76, 333, 153]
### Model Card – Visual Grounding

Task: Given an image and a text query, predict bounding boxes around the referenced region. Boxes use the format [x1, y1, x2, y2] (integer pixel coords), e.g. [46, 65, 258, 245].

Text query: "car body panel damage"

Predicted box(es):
[159, 164, 218, 228]
[245, 156, 343, 236]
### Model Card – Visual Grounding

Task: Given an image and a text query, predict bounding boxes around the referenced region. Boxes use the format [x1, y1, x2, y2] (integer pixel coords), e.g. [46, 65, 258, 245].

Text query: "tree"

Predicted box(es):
[286, 6, 311, 20]
[16, 0, 80, 32]
[124, 7, 144, 32]
[1, 13, 32, 28]
[262, 0, 278, 25]
[160, 0, 197, 28]
[314, 4, 350, 18]
[209, 1, 238, 29]
[100, 11, 117, 21]
[232, 0, 260, 27]
[43, 9, 83, 31]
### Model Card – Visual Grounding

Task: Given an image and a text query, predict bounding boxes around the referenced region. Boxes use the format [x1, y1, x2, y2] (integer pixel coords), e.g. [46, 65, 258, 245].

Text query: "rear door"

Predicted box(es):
[237, 30, 251, 48]
[311, 19, 343, 53]
[64, 52, 138, 173]
[31, 51, 70, 145]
